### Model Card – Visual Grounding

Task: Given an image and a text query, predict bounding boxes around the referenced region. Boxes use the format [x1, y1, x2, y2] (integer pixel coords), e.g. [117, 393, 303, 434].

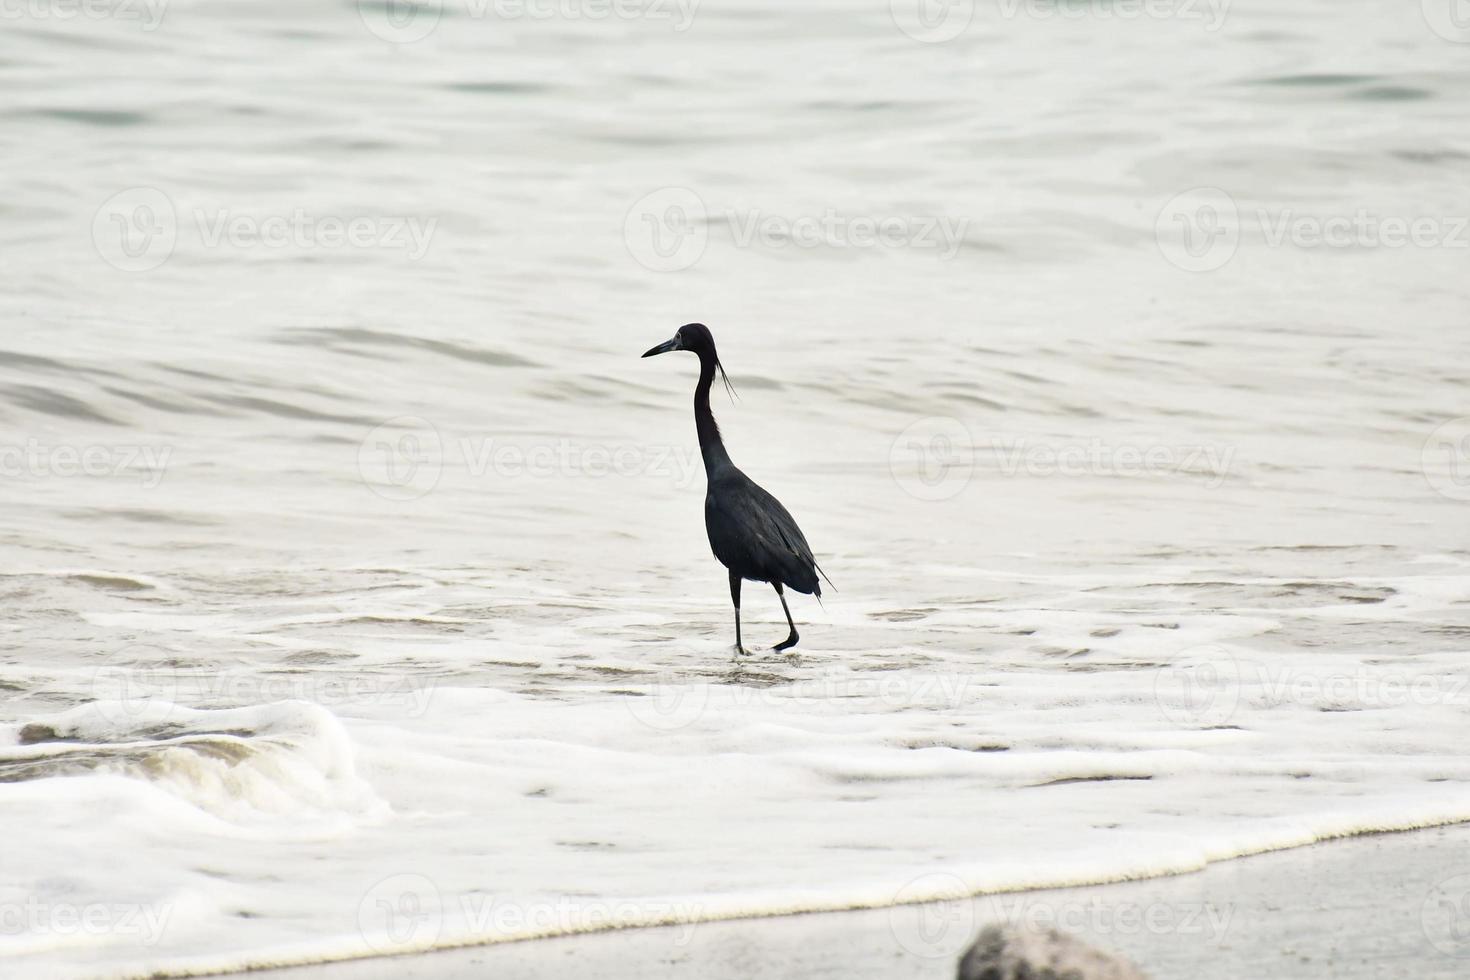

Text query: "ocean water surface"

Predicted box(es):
[1, 0, 1469, 976]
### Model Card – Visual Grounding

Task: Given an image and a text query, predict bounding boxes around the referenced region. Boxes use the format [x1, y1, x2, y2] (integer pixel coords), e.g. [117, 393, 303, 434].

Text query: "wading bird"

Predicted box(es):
[642, 323, 830, 654]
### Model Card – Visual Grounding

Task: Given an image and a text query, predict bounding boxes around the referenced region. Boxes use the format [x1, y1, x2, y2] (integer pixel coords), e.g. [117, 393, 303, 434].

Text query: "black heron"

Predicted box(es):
[642, 323, 831, 654]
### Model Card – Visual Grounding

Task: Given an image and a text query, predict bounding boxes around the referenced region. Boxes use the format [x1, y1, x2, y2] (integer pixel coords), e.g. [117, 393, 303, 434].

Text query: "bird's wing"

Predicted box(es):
[743, 480, 815, 560]
[707, 472, 822, 594]
[744, 482, 834, 593]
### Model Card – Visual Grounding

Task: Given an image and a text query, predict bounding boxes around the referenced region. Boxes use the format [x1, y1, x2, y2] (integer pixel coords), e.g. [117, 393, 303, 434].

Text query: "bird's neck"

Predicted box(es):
[694, 351, 732, 475]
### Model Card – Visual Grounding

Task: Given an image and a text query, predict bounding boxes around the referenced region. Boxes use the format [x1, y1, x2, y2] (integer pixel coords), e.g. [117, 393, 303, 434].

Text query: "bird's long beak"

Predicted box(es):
[641, 336, 679, 358]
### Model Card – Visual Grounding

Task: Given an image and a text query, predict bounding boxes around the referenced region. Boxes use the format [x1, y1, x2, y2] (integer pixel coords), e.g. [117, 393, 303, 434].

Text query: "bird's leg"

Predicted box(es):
[773, 583, 800, 652]
[729, 570, 747, 655]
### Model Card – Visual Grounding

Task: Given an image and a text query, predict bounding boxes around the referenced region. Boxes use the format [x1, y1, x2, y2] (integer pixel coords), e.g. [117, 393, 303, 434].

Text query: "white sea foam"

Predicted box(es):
[5, 583, 1470, 978]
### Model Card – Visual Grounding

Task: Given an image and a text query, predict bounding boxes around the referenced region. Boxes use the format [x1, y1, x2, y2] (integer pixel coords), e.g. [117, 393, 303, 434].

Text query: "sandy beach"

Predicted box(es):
[226, 824, 1470, 980]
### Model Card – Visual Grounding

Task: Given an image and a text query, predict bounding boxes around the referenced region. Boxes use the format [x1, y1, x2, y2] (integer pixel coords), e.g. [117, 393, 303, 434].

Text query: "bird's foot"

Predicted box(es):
[773, 631, 799, 653]
[731, 643, 749, 658]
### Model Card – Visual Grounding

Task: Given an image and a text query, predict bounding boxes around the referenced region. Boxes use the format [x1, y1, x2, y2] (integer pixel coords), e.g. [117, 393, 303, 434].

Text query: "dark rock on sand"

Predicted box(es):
[957, 924, 1149, 980]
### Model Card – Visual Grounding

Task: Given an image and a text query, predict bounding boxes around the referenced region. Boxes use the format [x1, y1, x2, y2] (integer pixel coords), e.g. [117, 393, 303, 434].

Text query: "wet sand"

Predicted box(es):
[228, 823, 1470, 979]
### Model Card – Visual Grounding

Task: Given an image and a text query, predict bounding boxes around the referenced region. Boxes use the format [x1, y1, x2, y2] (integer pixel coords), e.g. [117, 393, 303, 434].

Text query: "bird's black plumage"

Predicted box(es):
[705, 471, 821, 597]
[642, 323, 828, 653]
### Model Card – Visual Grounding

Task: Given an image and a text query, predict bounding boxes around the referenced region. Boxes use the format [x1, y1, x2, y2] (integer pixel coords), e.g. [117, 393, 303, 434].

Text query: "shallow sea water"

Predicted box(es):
[1, 0, 1469, 976]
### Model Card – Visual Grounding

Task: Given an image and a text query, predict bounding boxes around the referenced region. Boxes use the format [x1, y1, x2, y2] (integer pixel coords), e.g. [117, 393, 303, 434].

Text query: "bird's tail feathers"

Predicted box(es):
[814, 561, 835, 595]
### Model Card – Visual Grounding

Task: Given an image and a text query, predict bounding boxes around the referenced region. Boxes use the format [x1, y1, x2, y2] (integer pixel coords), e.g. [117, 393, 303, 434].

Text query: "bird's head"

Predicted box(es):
[642, 322, 736, 399]
[641, 322, 715, 359]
